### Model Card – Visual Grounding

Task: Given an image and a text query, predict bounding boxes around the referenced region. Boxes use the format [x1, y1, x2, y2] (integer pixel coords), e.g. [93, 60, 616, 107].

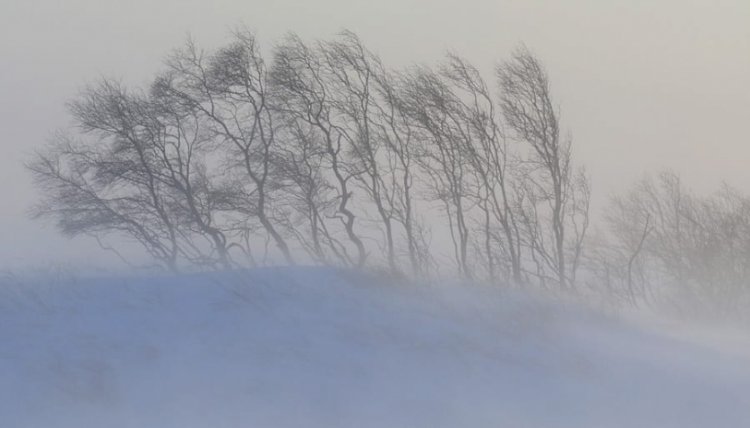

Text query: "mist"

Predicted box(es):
[2, 1, 750, 426]
[1, 0, 749, 269]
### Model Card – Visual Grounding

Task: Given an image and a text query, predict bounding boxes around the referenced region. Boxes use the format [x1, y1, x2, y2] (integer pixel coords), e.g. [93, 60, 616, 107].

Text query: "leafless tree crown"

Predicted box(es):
[31, 29, 601, 293]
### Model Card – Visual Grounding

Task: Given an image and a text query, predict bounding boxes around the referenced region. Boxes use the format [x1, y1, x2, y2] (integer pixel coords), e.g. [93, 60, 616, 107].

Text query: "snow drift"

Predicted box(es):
[1, 267, 749, 427]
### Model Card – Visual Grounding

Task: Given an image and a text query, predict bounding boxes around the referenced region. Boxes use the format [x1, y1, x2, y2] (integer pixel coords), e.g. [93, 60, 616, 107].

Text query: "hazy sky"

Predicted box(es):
[1, 0, 748, 269]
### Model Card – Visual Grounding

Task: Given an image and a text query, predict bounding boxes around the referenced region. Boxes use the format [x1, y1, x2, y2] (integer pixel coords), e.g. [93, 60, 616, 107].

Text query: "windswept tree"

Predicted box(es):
[498, 46, 590, 289]
[272, 120, 347, 264]
[309, 31, 430, 274]
[153, 30, 294, 264]
[400, 53, 526, 283]
[400, 65, 474, 278]
[271, 34, 368, 267]
[368, 62, 431, 276]
[29, 29, 592, 286]
[598, 171, 750, 310]
[317, 32, 401, 271]
[439, 53, 522, 283]
[29, 80, 230, 271]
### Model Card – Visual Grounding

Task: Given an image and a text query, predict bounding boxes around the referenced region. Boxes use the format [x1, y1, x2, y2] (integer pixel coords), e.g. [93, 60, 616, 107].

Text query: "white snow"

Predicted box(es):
[1, 267, 749, 427]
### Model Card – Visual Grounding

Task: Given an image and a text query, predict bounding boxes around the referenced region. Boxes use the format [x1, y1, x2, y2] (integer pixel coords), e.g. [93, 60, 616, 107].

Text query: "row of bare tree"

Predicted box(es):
[29, 29, 592, 289]
[589, 172, 750, 310]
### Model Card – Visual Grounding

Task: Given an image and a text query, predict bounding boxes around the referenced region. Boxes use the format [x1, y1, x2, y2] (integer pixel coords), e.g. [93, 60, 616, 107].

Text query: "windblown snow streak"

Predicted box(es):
[1, 268, 749, 427]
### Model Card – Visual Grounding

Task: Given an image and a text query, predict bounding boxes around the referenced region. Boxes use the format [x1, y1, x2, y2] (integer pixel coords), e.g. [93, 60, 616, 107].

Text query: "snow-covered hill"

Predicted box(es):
[1, 267, 749, 427]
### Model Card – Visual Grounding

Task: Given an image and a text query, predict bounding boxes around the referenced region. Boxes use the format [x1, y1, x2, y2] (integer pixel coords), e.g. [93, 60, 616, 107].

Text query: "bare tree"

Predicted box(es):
[271, 34, 367, 267]
[400, 66, 474, 278]
[369, 64, 431, 276]
[28, 80, 229, 271]
[498, 46, 590, 289]
[603, 171, 750, 310]
[317, 31, 401, 271]
[439, 53, 523, 284]
[154, 31, 294, 264]
[272, 120, 349, 264]
[29, 29, 595, 285]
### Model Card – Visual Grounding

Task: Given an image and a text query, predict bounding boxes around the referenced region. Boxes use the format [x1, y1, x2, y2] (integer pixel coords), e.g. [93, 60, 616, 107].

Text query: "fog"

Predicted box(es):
[2, 3, 750, 425]
[1, 0, 748, 269]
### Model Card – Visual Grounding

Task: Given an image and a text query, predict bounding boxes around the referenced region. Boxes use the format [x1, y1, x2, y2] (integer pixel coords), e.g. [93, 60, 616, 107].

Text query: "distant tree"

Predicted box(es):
[601, 171, 750, 310]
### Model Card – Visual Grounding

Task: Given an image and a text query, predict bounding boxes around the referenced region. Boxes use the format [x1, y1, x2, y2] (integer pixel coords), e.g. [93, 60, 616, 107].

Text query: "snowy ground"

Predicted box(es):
[1, 267, 749, 427]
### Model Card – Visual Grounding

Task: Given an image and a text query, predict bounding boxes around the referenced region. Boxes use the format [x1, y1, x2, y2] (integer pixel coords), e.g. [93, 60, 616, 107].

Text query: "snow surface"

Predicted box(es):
[1, 267, 749, 427]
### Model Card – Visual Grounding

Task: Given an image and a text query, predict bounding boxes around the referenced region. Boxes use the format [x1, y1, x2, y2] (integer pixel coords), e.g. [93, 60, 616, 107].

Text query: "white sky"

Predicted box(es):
[1, 0, 748, 269]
